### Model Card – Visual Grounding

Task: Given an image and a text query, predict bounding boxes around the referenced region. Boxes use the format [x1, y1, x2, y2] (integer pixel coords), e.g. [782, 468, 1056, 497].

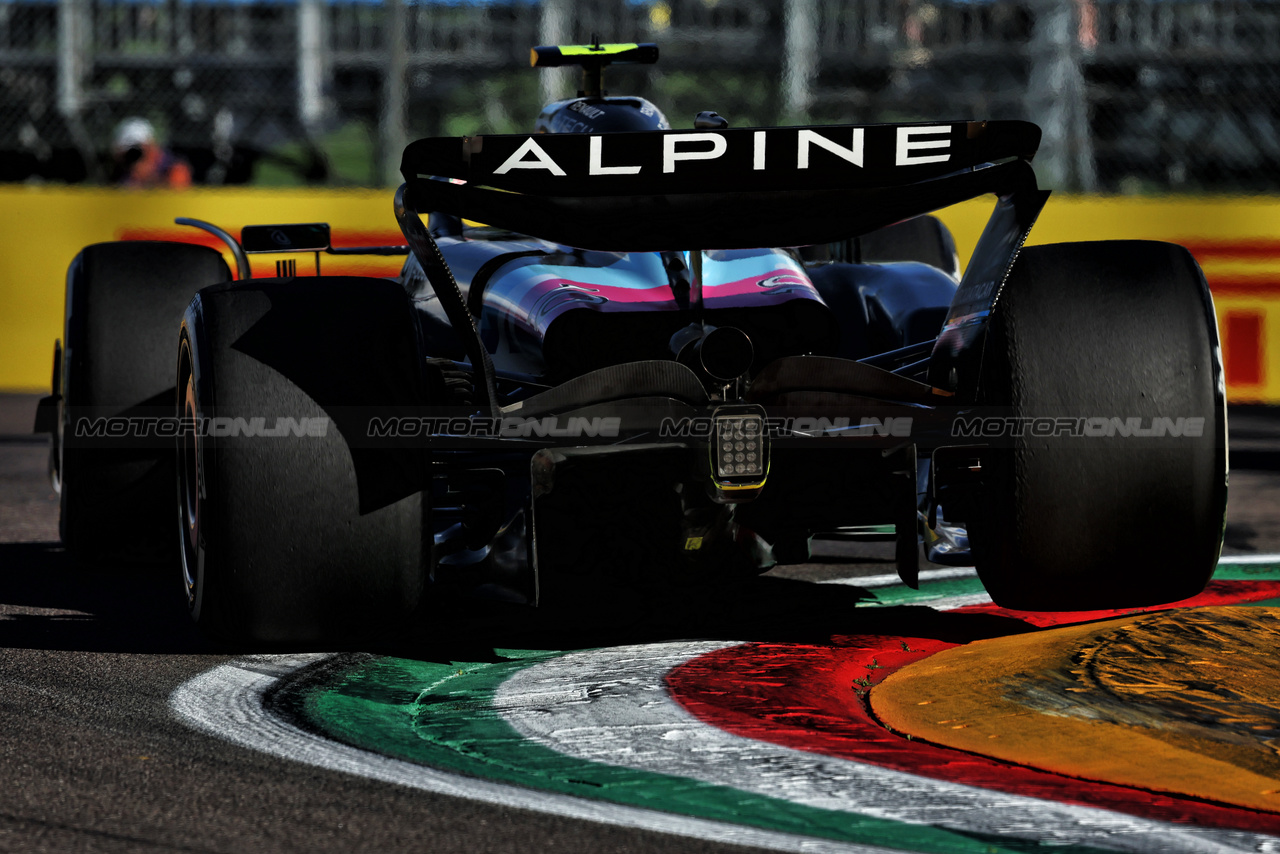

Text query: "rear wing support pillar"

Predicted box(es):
[394, 184, 499, 417]
[927, 165, 1051, 398]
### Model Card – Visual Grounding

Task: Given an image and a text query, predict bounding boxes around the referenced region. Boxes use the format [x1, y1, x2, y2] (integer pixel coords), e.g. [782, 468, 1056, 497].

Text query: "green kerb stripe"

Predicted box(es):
[866, 559, 1280, 608]
[308, 653, 1111, 854]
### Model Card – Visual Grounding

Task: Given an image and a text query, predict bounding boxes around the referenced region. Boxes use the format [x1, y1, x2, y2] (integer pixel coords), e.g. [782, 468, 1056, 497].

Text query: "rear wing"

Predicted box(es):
[400, 120, 1041, 251]
[393, 120, 1050, 413]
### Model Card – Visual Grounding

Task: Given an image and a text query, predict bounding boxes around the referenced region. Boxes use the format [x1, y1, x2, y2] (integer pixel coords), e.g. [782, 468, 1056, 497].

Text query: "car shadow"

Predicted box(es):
[0, 541, 210, 654]
[0, 538, 1036, 660]
[385, 568, 1036, 666]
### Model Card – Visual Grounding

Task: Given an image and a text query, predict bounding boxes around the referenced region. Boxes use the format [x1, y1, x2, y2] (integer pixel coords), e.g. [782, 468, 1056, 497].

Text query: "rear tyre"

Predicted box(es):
[178, 277, 431, 644]
[967, 240, 1227, 610]
[58, 241, 231, 566]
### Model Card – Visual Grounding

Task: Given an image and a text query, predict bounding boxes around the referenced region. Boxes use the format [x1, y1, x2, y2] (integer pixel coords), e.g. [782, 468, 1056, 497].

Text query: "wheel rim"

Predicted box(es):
[178, 341, 201, 610]
[50, 339, 62, 493]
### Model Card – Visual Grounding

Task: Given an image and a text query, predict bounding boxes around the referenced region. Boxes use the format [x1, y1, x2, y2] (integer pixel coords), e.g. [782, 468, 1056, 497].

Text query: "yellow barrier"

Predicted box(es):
[2, 187, 1277, 403]
[0, 186, 399, 393]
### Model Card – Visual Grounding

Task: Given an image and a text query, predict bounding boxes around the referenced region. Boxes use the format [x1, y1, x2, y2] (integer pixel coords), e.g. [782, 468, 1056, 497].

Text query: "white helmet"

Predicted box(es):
[112, 117, 155, 153]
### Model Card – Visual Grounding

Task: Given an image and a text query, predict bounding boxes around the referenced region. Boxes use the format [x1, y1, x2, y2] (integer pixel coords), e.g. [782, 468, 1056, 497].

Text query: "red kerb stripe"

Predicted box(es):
[666, 580, 1280, 833]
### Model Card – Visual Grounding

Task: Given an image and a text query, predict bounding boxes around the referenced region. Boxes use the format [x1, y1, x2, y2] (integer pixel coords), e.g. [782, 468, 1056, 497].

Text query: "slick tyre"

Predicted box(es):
[58, 241, 231, 566]
[178, 277, 431, 644]
[968, 240, 1227, 610]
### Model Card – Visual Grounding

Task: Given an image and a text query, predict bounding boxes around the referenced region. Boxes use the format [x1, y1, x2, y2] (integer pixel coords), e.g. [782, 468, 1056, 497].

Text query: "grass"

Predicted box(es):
[253, 121, 377, 187]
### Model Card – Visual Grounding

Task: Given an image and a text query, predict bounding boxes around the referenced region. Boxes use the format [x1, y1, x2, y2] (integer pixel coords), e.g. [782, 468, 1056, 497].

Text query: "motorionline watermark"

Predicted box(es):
[366, 415, 622, 439]
[365, 414, 916, 441]
[951, 416, 1206, 439]
[84, 413, 906, 441]
[659, 416, 914, 439]
[73, 416, 330, 439]
[65, 412, 1205, 445]
[66, 414, 625, 443]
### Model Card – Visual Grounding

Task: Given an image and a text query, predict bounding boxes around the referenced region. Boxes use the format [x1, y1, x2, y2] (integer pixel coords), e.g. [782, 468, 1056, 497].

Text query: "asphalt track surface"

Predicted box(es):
[2, 392, 1280, 854]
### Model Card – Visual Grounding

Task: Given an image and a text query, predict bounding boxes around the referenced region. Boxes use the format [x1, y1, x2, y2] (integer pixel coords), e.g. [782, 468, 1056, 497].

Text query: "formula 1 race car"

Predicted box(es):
[36, 43, 1227, 643]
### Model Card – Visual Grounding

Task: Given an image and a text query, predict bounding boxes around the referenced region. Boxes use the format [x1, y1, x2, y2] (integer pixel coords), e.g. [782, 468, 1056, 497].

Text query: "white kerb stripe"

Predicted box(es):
[169, 653, 905, 854]
[495, 641, 1270, 854]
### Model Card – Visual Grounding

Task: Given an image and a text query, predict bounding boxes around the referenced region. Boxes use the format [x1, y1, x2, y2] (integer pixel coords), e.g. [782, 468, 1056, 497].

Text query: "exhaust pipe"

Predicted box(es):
[670, 323, 754, 382]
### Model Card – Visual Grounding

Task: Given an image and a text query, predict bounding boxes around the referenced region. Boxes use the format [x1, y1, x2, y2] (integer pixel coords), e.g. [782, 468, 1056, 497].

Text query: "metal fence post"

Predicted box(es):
[380, 0, 409, 186]
[57, 0, 87, 119]
[298, 0, 329, 134]
[783, 0, 818, 123]
[58, 0, 100, 180]
[1025, 0, 1096, 192]
[539, 0, 571, 105]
